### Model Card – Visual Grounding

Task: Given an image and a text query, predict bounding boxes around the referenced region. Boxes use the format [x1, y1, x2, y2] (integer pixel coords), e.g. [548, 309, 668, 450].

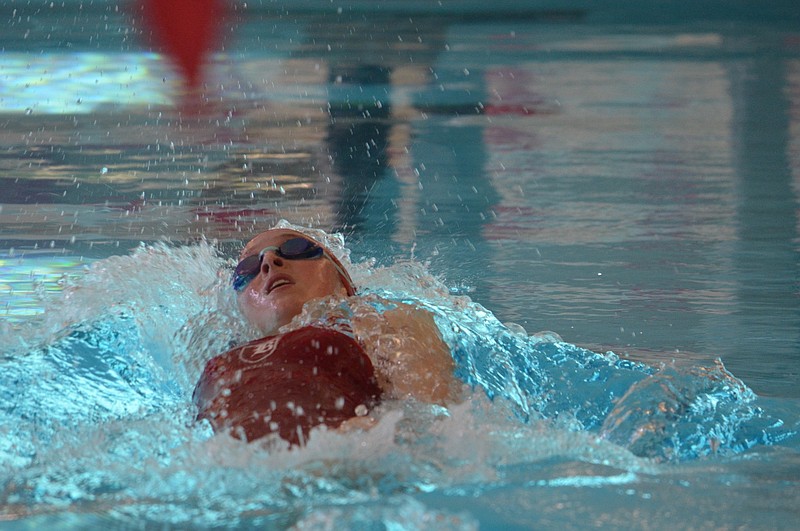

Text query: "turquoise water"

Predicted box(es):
[2, 2, 800, 529]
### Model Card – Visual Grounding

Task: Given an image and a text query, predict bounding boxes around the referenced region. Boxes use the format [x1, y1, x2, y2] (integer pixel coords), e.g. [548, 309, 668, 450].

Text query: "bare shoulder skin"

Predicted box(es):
[351, 300, 462, 406]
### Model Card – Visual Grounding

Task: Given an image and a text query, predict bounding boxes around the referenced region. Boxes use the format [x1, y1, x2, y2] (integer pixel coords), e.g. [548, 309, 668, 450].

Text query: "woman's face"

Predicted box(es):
[235, 230, 347, 335]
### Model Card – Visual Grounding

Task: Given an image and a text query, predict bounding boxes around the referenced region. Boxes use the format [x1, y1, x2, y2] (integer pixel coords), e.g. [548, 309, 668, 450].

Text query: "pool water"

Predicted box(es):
[2, 2, 800, 529]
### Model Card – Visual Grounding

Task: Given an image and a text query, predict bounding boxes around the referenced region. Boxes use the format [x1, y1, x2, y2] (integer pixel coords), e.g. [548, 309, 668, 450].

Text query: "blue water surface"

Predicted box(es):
[1, 240, 798, 529]
[2, 1, 800, 528]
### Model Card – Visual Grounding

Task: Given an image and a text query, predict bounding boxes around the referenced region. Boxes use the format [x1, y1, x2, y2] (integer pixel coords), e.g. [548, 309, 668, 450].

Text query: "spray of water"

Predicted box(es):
[1, 223, 795, 527]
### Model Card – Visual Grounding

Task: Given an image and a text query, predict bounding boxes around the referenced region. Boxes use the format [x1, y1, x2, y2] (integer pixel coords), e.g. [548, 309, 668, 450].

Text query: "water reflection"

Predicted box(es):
[725, 48, 800, 395]
[325, 64, 394, 231]
[0, 10, 798, 396]
[288, 13, 502, 270]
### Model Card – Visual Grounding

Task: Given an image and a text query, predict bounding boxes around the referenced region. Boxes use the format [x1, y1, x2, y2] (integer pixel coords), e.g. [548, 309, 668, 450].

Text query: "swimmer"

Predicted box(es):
[193, 225, 461, 447]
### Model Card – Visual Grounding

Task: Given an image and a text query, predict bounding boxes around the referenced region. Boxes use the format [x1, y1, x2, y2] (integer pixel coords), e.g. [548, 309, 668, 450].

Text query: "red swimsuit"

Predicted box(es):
[193, 326, 382, 446]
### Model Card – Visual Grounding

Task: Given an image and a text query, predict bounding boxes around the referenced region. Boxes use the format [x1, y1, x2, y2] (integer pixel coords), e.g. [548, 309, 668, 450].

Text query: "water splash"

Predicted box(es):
[1, 233, 797, 527]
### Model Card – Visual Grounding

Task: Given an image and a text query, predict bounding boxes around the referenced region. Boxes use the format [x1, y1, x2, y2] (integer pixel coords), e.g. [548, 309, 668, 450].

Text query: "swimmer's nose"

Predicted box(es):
[261, 252, 284, 274]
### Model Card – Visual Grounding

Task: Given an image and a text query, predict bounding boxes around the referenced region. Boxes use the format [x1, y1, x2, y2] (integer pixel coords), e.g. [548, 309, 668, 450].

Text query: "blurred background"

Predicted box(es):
[1, 0, 798, 396]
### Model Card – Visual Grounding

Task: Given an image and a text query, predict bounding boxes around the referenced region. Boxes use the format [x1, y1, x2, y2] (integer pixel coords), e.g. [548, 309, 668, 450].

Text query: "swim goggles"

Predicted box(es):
[232, 236, 345, 292]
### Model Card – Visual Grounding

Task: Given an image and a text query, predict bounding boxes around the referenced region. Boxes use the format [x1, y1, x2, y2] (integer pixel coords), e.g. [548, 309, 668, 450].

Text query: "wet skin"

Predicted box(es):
[236, 229, 348, 336]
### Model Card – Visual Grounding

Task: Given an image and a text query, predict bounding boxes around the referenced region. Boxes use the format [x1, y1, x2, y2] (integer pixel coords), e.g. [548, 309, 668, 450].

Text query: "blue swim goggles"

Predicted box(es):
[232, 236, 325, 292]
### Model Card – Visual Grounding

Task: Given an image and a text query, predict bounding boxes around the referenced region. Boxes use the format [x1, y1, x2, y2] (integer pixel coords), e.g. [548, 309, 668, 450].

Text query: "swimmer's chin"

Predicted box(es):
[245, 313, 283, 337]
[247, 294, 351, 337]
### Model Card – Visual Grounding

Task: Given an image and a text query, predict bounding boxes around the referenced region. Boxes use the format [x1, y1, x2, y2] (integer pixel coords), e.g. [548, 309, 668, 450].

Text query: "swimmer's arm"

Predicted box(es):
[377, 303, 461, 405]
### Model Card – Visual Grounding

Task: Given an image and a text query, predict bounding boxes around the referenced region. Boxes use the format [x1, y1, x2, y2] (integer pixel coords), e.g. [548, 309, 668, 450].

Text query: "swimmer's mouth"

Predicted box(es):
[267, 276, 293, 294]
